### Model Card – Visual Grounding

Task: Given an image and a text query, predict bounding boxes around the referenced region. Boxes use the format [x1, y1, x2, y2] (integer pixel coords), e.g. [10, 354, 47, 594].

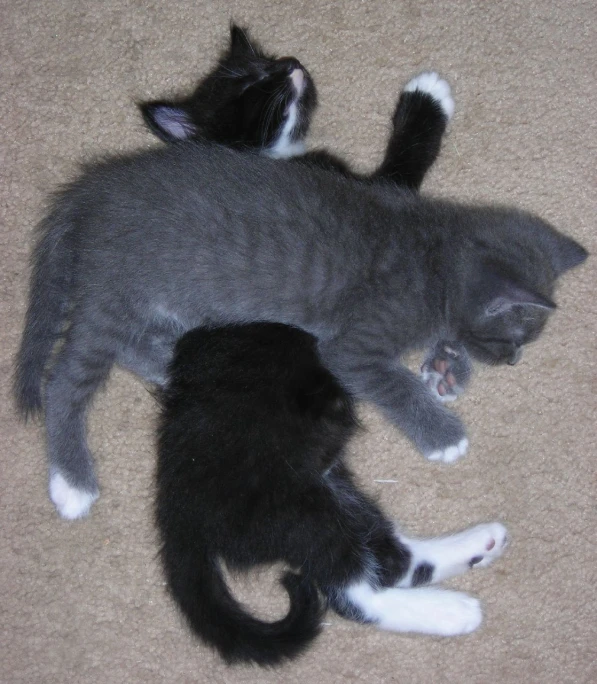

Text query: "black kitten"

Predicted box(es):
[139, 24, 452, 188]
[140, 25, 316, 159]
[156, 322, 509, 665]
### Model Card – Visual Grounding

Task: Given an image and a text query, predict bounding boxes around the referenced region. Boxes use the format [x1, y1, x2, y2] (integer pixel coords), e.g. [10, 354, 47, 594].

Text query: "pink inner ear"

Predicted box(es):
[153, 107, 197, 140]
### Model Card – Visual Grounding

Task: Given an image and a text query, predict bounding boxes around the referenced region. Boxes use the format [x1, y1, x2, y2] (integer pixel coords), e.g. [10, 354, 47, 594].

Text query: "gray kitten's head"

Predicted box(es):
[454, 208, 587, 365]
[139, 24, 317, 158]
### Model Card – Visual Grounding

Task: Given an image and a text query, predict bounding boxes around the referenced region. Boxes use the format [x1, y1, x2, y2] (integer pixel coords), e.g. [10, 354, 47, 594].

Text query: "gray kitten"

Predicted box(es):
[14, 142, 587, 519]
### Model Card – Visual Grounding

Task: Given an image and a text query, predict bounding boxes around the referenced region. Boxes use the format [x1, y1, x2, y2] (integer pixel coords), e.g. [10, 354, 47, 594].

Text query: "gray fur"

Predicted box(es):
[14, 141, 587, 507]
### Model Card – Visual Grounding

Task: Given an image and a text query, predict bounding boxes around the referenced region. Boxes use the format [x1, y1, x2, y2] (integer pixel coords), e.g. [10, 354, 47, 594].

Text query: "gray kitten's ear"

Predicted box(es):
[229, 24, 256, 55]
[480, 269, 556, 317]
[550, 233, 588, 275]
[139, 102, 197, 142]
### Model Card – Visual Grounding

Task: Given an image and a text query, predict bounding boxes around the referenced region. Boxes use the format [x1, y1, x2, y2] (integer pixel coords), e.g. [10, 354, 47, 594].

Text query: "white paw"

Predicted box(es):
[428, 591, 483, 636]
[404, 71, 455, 120]
[467, 523, 509, 568]
[427, 438, 469, 463]
[49, 473, 98, 520]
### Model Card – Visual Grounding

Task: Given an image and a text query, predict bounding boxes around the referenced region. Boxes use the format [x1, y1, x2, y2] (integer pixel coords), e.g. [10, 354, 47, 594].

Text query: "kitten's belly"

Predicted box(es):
[119, 311, 337, 386]
[118, 328, 178, 385]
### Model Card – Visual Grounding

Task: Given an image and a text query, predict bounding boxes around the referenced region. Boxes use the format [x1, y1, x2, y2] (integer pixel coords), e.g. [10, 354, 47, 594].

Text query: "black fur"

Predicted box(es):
[156, 323, 414, 665]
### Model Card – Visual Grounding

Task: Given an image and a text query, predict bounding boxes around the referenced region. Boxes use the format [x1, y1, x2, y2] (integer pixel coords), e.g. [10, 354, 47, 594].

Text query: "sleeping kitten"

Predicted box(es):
[14, 142, 587, 519]
[139, 24, 317, 159]
[156, 322, 508, 665]
[139, 24, 453, 188]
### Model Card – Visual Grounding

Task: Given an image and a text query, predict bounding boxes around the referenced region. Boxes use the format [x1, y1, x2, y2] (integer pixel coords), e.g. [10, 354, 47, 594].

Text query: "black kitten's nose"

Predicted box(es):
[276, 57, 302, 72]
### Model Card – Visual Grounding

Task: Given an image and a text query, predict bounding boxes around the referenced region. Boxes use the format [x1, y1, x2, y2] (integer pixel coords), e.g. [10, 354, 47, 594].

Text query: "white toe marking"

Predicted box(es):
[49, 473, 98, 520]
[347, 582, 482, 636]
[404, 71, 455, 120]
[427, 438, 468, 464]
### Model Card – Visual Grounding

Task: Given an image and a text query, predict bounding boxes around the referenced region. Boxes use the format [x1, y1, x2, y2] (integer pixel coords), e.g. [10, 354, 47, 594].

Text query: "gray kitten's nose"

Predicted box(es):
[508, 346, 523, 365]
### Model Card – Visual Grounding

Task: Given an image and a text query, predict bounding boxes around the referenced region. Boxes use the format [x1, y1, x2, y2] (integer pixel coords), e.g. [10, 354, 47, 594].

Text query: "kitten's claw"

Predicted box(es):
[404, 72, 454, 120]
[426, 438, 469, 464]
[422, 341, 471, 403]
[49, 473, 98, 520]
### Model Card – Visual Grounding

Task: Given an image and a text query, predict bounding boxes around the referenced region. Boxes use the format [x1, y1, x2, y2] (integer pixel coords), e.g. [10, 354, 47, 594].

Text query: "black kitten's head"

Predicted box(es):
[139, 24, 317, 157]
[456, 209, 588, 365]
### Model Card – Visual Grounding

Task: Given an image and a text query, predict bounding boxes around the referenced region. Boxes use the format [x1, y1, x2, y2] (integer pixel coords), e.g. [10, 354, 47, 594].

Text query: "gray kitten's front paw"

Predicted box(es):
[421, 341, 472, 403]
[418, 404, 469, 464]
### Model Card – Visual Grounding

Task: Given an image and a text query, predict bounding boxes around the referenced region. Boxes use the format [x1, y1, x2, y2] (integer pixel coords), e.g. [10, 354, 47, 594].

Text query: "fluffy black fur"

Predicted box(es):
[156, 323, 412, 665]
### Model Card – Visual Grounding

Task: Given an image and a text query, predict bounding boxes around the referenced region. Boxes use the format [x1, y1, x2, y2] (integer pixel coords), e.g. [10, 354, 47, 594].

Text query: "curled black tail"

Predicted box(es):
[14, 194, 76, 418]
[162, 546, 323, 666]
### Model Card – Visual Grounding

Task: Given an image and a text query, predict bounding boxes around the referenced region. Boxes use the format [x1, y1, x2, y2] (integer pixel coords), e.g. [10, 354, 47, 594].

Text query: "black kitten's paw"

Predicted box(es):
[421, 341, 472, 403]
[465, 523, 509, 569]
[403, 72, 454, 121]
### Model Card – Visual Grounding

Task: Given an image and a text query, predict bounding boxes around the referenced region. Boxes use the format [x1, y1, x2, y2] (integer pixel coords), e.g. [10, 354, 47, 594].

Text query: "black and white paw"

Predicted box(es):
[426, 438, 469, 464]
[466, 523, 509, 569]
[401, 522, 509, 586]
[404, 72, 454, 121]
[421, 341, 472, 403]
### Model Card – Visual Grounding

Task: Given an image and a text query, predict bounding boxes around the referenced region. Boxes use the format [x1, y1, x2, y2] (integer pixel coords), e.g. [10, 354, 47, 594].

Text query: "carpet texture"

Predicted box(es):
[2, 1, 596, 682]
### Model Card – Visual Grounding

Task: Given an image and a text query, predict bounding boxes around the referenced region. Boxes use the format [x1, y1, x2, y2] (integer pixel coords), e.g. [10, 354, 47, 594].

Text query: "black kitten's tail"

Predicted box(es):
[162, 547, 323, 666]
[14, 193, 76, 418]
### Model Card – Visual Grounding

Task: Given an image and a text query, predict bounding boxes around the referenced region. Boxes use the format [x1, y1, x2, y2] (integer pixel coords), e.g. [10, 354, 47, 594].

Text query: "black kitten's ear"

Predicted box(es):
[138, 102, 197, 142]
[229, 24, 257, 56]
[550, 233, 588, 275]
[479, 269, 556, 317]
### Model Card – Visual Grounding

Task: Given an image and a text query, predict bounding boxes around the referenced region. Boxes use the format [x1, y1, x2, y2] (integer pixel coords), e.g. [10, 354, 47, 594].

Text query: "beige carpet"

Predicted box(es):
[2, 1, 596, 682]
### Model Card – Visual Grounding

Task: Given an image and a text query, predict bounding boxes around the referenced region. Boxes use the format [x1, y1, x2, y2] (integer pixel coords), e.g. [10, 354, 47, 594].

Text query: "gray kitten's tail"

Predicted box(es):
[14, 195, 75, 418]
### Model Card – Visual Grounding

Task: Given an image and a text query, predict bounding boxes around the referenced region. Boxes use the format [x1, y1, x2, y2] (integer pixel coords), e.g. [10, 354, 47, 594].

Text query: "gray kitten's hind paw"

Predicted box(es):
[49, 473, 98, 520]
[421, 341, 472, 403]
[426, 437, 469, 464]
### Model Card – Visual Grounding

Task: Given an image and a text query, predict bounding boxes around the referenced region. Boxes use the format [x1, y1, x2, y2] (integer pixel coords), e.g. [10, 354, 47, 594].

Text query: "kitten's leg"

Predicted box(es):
[396, 523, 509, 587]
[45, 321, 116, 519]
[345, 583, 482, 636]
[118, 330, 176, 386]
[420, 341, 472, 404]
[320, 339, 468, 463]
[319, 467, 482, 635]
[373, 72, 454, 189]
